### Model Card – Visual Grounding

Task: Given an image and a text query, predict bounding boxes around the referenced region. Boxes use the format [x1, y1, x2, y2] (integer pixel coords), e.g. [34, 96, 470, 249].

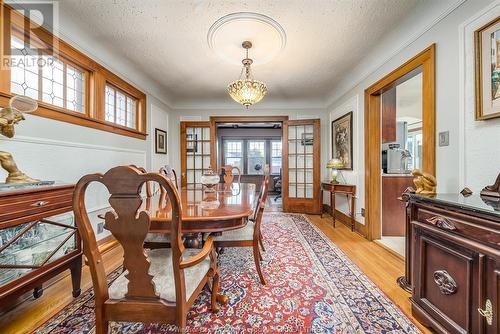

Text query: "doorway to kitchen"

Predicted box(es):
[379, 70, 423, 257]
[364, 45, 435, 268]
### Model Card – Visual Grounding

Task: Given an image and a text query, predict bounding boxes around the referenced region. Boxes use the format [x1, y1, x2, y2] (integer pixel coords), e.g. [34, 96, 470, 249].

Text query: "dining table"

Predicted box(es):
[143, 182, 256, 247]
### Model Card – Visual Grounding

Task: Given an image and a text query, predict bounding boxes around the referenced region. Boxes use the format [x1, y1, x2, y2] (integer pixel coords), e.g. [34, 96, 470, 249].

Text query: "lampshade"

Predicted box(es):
[327, 158, 344, 169]
[228, 79, 267, 107]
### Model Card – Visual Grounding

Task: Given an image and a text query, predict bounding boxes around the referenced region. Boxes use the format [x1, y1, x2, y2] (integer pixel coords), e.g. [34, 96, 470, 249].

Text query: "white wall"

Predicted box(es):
[0, 8, 173, 240]
[170, 107, 329, 183]
[459, 2, 500, 191]
[327, 0, 500, 224]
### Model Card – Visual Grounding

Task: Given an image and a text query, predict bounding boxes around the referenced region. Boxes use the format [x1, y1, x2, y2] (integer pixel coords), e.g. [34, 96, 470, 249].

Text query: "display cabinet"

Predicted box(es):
[0, 183, 82, 306]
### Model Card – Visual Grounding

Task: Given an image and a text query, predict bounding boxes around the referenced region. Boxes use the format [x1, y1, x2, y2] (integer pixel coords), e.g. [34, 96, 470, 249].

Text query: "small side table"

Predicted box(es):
[321, 182, 356, 231]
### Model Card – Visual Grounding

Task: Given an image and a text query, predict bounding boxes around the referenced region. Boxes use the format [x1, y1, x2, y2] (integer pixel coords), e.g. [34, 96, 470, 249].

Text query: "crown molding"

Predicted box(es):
[171, 98, 326, 111]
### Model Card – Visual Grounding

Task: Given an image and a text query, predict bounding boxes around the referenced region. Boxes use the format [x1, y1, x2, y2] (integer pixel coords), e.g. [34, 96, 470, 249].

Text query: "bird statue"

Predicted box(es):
[412, 169, 437, 195]
[0, 95, 39, 184]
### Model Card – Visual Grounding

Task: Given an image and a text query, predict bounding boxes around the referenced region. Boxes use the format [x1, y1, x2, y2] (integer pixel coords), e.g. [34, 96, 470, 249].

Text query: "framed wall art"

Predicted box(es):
[475, 16, 500, 120]
[155, 128, 167, 154]
[331, 112, 353, 170]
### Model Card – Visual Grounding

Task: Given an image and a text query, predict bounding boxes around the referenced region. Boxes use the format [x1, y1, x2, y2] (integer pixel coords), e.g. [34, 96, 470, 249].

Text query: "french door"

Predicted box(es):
[282, 119, 321, 214]
[180, 121, 215, 187]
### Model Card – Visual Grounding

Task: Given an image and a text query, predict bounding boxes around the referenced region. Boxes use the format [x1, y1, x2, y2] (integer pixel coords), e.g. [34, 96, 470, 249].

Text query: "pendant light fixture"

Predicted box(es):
[227, 41, 267, 108]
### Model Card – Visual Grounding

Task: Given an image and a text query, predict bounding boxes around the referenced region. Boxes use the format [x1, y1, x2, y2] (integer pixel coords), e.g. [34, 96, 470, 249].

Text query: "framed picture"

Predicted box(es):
[475, 16, 500, 120]
[155, 128, 167, 154]
[331, 112, 353, 170]
[301, 132, 314, 146]
[186, 133, 198, 153]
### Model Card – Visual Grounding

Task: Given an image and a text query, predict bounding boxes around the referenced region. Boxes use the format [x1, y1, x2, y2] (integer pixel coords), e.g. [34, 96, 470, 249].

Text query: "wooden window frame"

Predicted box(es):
[220, 137, 281, 175]
[0, 2, 146, 139]
[104, 83, 139, 130]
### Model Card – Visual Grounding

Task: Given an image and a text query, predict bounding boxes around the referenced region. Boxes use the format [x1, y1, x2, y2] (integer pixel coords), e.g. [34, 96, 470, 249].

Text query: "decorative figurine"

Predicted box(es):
[480, 173, 500, 198]
[220, 165, 241, 189]
[412, 169, 437, 195]
[0, 95, 39, 184]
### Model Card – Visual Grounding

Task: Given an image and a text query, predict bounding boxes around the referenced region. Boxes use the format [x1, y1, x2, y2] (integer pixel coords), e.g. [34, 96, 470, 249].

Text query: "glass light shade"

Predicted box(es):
[327, 158, 344, 184]
[227, 79, 267, 107]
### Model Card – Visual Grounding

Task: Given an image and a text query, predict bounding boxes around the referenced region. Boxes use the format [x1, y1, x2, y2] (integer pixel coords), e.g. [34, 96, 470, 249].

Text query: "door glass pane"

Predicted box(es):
[287, 123, 315, 199]
[305, 185, 313, 198]
[185, 125, 210, 187]
[202, 127, 210, 140]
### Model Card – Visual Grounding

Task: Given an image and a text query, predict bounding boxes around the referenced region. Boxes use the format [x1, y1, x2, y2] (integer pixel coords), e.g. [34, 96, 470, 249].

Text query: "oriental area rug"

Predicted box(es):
[35, 213, 420, 333]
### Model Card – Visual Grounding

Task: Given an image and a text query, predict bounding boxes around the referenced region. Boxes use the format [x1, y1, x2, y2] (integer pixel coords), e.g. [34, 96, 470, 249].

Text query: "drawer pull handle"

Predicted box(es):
[31, 201, 49, 207]
[426, 216, 456, 230]
[433, 270, 457, 295]
[478, 299, 493, 326]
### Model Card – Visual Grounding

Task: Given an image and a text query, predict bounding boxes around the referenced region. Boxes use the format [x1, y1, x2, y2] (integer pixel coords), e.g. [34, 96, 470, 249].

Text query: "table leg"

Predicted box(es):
[332, 193, 336, 228]
[70, 255, 82, 298]
[321, 189, 324, 218]
[184, 233, 202, 248]
[351, 193, 355, 232]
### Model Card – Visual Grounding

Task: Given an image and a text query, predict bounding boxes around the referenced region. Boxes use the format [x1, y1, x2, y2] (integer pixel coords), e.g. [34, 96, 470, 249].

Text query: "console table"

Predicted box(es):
[321, 182, 356, 231]
[0, 183, 82, 307]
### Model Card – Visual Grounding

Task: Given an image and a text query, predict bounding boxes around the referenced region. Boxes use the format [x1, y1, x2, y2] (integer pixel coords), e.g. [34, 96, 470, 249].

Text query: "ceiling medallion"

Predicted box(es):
[207, 12, 286, 66]
[227, 41, 267, 108]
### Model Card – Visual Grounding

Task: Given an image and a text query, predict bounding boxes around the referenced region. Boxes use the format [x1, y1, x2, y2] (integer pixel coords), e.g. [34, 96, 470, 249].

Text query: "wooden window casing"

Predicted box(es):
[0, 2, 146, 139]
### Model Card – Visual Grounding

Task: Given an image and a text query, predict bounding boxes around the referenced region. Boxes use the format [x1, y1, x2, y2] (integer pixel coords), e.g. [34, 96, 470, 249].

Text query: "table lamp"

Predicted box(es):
[326, 158, 344, 184]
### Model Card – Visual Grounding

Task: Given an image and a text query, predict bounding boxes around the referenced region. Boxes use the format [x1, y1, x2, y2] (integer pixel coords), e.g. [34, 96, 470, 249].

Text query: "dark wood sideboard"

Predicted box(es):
[0, 183, 82, 309]
[402, 193, 499, 334]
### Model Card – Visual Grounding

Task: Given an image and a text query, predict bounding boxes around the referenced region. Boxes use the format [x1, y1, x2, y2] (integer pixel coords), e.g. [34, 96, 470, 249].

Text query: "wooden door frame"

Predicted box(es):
[364, 44, 436, 241]
[209, 116, 289, 172]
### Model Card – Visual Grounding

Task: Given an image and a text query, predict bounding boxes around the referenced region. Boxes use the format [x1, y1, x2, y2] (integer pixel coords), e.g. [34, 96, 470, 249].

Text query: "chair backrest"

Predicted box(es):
[73, 165, 186, 305]
[253, 169, 270, 237]
[159, 165, 179, 189]
[129, 164, 153, 197]
[220, 165, 241, 185]
[251, 164, 270, 221]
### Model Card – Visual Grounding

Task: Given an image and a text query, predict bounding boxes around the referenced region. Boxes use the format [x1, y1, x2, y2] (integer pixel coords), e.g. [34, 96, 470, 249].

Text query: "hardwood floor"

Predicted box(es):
[0, 246, 124, 334]
[0, 213, 429, 334]
[308, 215, 430, 334]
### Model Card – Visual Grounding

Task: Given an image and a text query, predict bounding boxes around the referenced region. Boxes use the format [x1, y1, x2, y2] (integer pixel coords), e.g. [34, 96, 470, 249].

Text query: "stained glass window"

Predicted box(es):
[104, 84, 138, 129]
[10, 35, 86, 113]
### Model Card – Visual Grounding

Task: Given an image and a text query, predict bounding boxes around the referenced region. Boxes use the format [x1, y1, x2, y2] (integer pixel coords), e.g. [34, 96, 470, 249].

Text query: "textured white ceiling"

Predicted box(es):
[59, 0, 426, 107]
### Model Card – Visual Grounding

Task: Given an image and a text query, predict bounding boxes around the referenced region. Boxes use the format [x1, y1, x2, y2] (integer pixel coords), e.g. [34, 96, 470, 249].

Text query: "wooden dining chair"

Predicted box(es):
[159, 165, 179, 189]
[213, 168, 270, 285]
[250, 165, 270, 252]
[73, 165, 222, 333]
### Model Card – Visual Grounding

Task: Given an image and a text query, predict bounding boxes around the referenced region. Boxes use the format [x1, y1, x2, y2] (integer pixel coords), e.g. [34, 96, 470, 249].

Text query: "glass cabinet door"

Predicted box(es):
[0, 212, 77, 286]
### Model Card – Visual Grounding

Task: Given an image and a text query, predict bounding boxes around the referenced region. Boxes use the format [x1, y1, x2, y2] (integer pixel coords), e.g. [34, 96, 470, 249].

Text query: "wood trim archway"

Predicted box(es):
[209, 116, 289, 171]
[364, 44, 436, 241]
